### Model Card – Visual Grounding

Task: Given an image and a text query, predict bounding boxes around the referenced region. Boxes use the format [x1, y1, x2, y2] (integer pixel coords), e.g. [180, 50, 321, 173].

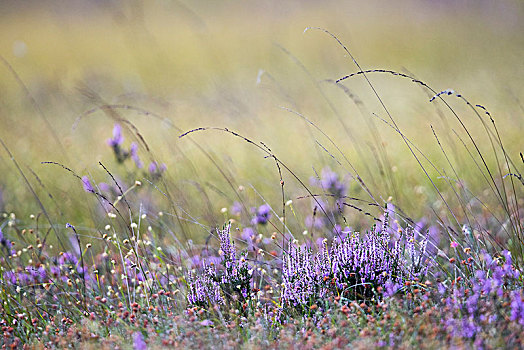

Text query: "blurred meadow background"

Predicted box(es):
[0, 0, 523, 261]
[1, 1, 524, 347]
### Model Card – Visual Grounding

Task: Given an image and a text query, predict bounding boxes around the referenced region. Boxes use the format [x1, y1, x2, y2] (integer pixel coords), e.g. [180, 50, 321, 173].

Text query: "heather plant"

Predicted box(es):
[186, 224, 254, 313]
[0, 3, 523, 347]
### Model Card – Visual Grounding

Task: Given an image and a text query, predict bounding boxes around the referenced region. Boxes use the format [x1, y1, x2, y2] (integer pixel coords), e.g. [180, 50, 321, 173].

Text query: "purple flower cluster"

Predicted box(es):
[307, 168, 348, 231]
[107, 124, 124, 148]
[106, 124, 144, 168]
[148, 161, 167, 181]
[314, 168, 347, 199]
[438, 250, 523, 340]
[282, 220, 428, 311]
[81, 176, 94, 193]
[252, 204, 271, 225]
[0, 227, 12, 250]
[187, 224, 253, 308]
[186, 264, 223, 307]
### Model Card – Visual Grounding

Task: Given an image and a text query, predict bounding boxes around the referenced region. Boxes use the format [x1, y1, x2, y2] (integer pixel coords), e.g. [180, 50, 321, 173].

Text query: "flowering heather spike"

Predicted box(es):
[187, 223, 254, 309]
[107, 124, 123, 147]
[81, 176, 94, 193]
[218, 223, 236, 263]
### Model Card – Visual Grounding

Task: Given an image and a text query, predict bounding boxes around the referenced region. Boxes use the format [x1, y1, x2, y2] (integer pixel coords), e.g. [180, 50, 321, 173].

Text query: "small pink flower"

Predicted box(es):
[200, 319, 214, 326]
[450, 241, 459, 248]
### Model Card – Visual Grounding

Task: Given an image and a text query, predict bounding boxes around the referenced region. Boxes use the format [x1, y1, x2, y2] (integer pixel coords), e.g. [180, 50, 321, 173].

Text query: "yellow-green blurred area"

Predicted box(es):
[0, 0, 523, 239]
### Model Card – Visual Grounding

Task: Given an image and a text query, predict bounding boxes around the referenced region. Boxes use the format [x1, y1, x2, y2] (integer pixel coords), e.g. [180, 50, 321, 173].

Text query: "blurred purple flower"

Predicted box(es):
[148, 162, 167, 180]
[81, 176, 94, 193]
[200, 319, 214, 326]
[130, 142, 143, 169]
[107, 124, 124, 147]
[252, 204, 271, 225]
[98, 182, 110, 192]
[231, 201, 242, 216]
[133, 331, 147, 350]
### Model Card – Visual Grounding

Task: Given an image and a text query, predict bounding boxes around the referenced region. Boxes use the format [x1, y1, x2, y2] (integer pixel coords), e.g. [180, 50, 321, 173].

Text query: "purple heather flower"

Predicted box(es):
[241, 228, 254, 250]
[384, 280, 402, 297]
[148, 162, 166, 174]
[200, 319, 214, 326]
[98, 182, 110, 192]
[18, 273, 32, 285]
[252, 204, 271, 225]
[187, 224, 253, 308]
[60, 251, 79, 265]
[281, 218, 428, 309]
[148, 162, 167, 179]
[305, 214, 324, 229]
[241, 227, 254, 240]
[50, 266, 60, 276]
[132, 331, 147, 350]
[231, 201, 242, 216]
[4, 271, 16, 284]
[320, 168, 347, 197]
[510, 290, 524, 325]
[130, 142, 143, 169]
[81, 176, 94, 193]
[107, 124, 124, 147]
[148, 162, 157, 174]
[218, 224, 236, 263]
[189, 254, 202, 268]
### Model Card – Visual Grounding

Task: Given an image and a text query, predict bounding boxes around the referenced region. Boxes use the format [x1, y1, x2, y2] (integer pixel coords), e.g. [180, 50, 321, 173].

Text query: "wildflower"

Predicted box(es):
[450, 241, 458, 248]
[252, 204, 271, 225]
[200, 319, 214, 326]
[107, 124, 124, 147]
[81, 176, 94, 193]
[230, 201, 242, 216]
[148, 162, 167, 180]
[130, 142, 143, 169]
[132, 331, 147, 350]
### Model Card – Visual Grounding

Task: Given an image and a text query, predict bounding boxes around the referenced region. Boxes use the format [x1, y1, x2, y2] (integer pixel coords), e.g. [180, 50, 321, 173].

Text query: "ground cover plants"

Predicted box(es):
[0, 1, 523, 349]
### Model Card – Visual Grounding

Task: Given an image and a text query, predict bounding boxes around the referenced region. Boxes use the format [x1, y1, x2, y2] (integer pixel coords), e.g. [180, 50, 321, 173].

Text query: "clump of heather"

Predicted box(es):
[436, 250, 524, 342]
[281, 215, 429, 314]
[186, 224, 254, 313]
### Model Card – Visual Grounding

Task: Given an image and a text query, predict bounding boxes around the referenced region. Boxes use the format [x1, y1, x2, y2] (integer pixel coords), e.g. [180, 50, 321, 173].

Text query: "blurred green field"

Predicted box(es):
[0, 0, 522, 245]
